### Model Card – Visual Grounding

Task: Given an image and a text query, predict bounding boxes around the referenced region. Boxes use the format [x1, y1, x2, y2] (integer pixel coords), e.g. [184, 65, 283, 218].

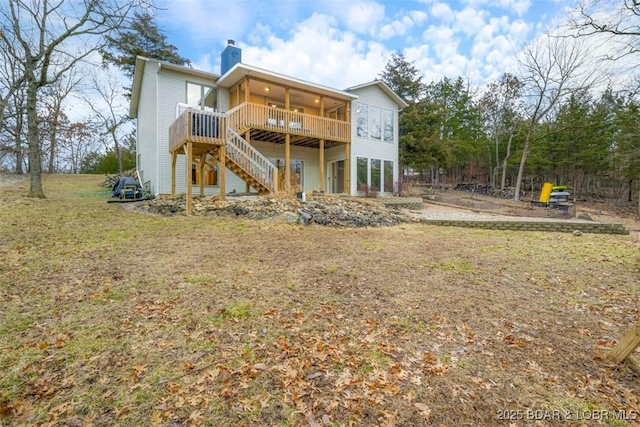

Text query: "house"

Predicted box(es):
[129, 40, 408, 214]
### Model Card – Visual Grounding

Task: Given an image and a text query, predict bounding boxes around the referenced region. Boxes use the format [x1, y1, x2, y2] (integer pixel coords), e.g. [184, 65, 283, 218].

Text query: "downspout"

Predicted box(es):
[156, 63, 162, 196]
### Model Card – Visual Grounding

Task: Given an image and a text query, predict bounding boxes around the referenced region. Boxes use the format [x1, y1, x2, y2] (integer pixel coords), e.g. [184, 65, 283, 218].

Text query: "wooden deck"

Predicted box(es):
[169, 103, 350, 153]
[227, 102, 350, 148]
[169, 110, 226, 154]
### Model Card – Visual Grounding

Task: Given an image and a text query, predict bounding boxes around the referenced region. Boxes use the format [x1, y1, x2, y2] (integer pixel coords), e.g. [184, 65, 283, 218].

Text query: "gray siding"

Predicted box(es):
[251, 140, 321, 192]
[156, 68, 219, 195]
[136, 62, 159, 194]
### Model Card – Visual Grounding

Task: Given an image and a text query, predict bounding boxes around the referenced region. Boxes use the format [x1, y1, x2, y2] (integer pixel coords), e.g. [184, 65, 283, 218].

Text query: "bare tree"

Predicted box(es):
[0, 0, 141, 198]
[0, 82, 27, 173]
[479, 73, 524, 190]
[513, 35, 598, 201]
[570, 0, 640, 63]
[40, 72, 82, 173]
[85, 67, 130, 173]
[0, 23, 25, 132]
[59, 120, 98, 173]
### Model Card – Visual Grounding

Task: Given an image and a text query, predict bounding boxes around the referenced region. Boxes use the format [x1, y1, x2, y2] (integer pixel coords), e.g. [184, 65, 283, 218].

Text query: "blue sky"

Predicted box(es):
[155, 0, 573, 89]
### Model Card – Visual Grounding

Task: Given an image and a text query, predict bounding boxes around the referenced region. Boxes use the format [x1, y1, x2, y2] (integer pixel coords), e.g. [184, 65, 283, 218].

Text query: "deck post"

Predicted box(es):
[199, 153, 206, 196]
[344, 143, 351, 195]
[185, 142, 193, 215]
[285, 133, 291, 193]
[245, 129, 251, 193]
[171, 151, 177, 197]
[219, 146, 226, 201]
[319, 139, 325, 192]
[319, 98, 326, 193]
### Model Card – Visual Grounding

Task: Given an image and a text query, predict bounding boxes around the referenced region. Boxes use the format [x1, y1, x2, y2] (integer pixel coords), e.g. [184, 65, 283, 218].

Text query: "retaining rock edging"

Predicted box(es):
[422, 219, 629, 235]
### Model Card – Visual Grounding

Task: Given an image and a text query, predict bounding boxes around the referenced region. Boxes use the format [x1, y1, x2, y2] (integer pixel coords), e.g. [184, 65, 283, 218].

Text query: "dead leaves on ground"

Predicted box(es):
[3, 292, 639, 426]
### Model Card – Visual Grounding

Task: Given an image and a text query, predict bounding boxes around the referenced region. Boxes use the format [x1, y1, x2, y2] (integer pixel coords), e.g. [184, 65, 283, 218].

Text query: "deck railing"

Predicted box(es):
[226, 102, 350, 143]
[226, 128, 278, 192]
[169, 109, 226, 152]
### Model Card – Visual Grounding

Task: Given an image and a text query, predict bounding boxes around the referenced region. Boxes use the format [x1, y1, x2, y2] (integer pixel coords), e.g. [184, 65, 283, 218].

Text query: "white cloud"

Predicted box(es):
[378, 10, 428, 40]
[240, 13, 388, 89]
[430, 2, 454, 23]
[335, 1, 386, 35]
[454, 7, 486, 37]
[423, 25, 458, 60]
[154, 0, 634, 94]
[461, 0, 531, 17]
[410, 10, 429, 25]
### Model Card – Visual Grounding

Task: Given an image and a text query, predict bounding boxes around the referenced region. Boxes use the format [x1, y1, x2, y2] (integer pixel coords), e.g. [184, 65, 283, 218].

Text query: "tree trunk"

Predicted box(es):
[48, 123, 57, 173]
[26, 81, 45, 198]
[14, 110, 25, 174]
[500, 128, 514, 190]
[15, 138, 24, 174]
[514, 138, 530, 202]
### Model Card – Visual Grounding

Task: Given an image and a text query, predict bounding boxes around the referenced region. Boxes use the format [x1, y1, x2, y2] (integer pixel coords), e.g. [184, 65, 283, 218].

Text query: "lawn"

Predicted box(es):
[1, 174, 639, 426]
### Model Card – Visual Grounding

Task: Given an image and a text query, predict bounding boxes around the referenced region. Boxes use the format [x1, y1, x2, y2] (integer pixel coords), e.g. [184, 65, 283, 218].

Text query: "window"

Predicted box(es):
[357, 157, 394, 193]
[370, 159, 381, 191]
[383, 109, 393, 142]
[356, 102, 368, 137]
[270, 158, 304, 191]
[370, 106, 381, 140]
[191, 155, 218, 186]
[384, 160, 394, 192]
[187, 82, 216, 111]
[357, 157, 368, 191]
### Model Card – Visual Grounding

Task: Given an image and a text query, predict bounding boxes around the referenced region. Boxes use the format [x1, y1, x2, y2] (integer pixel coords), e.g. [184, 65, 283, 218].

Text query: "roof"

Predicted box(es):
[130, 57, 408, 117]
[345, 80, 409, 109]
[216, 62, 358, 102]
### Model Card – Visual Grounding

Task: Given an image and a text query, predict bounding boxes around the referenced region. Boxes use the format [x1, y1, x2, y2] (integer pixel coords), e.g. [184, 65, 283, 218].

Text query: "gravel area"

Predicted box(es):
[420, 202, 594, 223]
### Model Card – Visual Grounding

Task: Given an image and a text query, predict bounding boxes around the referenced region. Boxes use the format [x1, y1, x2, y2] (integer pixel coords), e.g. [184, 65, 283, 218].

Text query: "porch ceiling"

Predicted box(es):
[249, 129, 345, 149]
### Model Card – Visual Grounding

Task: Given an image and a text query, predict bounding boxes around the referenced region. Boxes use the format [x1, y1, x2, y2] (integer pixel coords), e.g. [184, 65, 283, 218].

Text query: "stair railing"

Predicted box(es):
[225, 128, 278, 193]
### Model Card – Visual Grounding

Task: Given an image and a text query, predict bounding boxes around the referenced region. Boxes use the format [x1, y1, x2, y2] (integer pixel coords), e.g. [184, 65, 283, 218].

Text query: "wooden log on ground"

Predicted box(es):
[607, 319, 640, 364]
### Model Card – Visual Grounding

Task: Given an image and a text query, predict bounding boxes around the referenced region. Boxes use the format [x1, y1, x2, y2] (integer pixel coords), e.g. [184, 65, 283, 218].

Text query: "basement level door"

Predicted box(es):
[328, 160, 344, 194]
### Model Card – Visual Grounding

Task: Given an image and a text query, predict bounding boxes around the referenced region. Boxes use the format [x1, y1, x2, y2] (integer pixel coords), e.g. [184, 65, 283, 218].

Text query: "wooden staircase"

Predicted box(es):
[223, 128, 277, 194]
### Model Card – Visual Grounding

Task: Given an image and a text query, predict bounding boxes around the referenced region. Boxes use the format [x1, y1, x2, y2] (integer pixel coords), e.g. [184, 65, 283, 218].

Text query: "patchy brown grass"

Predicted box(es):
[1, 174, 639, 426]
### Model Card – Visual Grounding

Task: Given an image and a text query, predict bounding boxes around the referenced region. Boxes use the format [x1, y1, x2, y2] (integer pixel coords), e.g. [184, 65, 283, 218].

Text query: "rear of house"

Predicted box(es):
[129, 41, 408, 205]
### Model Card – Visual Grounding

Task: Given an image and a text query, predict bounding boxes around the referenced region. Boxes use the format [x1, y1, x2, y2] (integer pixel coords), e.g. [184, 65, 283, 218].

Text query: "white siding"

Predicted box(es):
[348, 84, 400, 195]
[136, 62, 159, 194]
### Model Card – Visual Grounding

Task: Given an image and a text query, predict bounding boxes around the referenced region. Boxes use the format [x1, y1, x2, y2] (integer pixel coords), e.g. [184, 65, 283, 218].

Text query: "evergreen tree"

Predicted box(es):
[379, 52, 425, 103]
[101, 11, 190, 82]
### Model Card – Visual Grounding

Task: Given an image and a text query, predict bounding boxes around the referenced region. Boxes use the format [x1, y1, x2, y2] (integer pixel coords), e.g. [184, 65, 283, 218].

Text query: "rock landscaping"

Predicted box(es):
[129, 194, 420, 228]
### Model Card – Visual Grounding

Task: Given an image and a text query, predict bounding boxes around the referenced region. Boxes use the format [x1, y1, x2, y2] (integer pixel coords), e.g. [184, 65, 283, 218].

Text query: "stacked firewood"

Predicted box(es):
[100, 168, 139, 188]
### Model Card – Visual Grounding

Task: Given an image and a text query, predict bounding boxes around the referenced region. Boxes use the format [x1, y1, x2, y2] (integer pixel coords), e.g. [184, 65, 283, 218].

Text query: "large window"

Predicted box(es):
[187, 82, 216, 111]
[384, 160, 394, 192]
[370, 106, 381, 140]
[356, 103, 394, 142]
[356, 103, 368, 137]
[370, 159, 381, 191]
[357, 157, 394, 193]
[357, 157, 368, 191]
[383, 109, 393, 142]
